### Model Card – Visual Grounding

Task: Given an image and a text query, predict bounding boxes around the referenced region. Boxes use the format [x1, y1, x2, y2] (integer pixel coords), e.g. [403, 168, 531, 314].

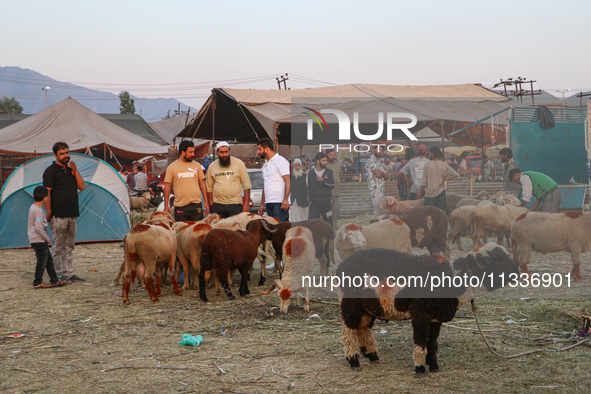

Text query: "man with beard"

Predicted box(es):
[308, 152, 335, 227]
[499, 147, 521, 197]
[164, 140, 209, 221]
[257, 138, 290, 221]
[290, 159, 309, 222]
[206, 141, 252, 218]
[43, 142, 87, 283]
[325, 149, 341, 229]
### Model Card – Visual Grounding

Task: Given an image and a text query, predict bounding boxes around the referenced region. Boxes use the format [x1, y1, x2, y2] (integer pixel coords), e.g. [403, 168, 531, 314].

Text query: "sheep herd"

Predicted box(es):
[116, 192, 589, 375]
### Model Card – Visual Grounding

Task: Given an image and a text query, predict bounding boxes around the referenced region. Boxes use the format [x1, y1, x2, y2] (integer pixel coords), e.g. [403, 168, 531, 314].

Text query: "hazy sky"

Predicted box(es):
[3, 0, 590, 109]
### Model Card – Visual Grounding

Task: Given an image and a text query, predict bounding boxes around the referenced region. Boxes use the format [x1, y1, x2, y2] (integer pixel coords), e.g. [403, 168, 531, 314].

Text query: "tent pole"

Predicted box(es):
[211, 95, 215, 155]
[274, 122, 279, 152]
[104, 143, 106, 161]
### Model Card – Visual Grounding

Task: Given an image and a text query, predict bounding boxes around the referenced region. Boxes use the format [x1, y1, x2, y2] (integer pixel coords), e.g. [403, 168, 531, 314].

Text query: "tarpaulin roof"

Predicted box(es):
[177, 84, 520, 145]
[99, 114, 168, 146]
[0, 97, 169, 160]
[148, 113, 192, 144]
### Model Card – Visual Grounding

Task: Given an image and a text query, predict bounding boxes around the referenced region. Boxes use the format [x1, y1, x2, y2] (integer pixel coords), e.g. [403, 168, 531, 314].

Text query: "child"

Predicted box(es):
[28, 186, 66, 289]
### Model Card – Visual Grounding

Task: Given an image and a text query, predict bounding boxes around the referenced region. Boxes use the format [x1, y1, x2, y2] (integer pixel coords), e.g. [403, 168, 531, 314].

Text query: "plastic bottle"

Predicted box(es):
[179, 334, 203, 346]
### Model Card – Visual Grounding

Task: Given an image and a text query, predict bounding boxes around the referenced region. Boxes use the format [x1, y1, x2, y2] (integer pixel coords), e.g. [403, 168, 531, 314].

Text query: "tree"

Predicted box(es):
[0, 96, 23, 114]
[162, 109, 173, 120]
[119, 91, 135, 114]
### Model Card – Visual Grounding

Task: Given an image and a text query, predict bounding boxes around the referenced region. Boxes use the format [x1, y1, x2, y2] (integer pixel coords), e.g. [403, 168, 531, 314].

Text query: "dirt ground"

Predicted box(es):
[1, 225, 591, 393]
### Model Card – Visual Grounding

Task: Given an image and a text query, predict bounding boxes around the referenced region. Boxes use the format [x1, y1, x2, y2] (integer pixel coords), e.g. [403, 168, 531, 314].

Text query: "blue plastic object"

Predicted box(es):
[179, 334, 203, 346]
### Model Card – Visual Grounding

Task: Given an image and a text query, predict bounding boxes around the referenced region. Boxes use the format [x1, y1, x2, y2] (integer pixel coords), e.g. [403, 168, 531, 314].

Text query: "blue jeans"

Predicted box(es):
[266, 203, 289, 222]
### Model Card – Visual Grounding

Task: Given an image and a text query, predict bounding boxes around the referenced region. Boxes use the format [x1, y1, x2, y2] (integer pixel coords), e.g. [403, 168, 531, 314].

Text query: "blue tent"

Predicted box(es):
[0, 153, 131, 249]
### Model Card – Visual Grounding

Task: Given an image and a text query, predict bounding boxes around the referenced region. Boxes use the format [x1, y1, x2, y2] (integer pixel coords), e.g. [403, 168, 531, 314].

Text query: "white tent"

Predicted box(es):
[0, 97, 169, 160]
[148, 113, 192, 144]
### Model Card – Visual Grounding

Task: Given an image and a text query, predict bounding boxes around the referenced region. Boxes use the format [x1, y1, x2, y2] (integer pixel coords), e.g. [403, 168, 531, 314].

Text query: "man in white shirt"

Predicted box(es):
[257, 138, 291, 221]
[400, 144, 430, 200]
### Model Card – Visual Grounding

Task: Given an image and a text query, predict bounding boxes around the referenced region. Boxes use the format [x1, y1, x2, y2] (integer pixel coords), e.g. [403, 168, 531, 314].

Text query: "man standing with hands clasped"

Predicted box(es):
[43, 142, 87, 283]
[164, 140, 209, 221]
[308, 152, 335, 227]
[206, 141, 252, 218]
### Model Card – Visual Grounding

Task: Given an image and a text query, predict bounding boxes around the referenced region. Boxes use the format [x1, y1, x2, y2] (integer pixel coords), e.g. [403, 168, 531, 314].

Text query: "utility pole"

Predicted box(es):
[41, 86, 50, 108]
[575, 91, 591, 107]
[276, 74, 289, 90]
[494, 77, 541, 105]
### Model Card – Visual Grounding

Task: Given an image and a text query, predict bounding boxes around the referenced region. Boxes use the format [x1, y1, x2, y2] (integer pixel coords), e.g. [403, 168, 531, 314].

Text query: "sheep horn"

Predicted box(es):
[259, 279, 284, 295]
[261, 219, 278, 233]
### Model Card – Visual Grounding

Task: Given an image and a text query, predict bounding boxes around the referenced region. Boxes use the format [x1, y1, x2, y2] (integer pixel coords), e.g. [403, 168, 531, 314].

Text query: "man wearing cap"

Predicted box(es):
[400, 144, 430, 200]
[365, 145, 387, 216]
[290, 158, 309, 222]
[206, 142, 252, 218]
[164, 140, 209, 221]
[509, 169, 562, 213]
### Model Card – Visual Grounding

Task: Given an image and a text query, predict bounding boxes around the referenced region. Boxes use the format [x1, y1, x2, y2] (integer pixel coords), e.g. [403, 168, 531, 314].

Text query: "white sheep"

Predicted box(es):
[471, 203, 528, 250]
[335, 219, 412, 264]
[259, 226, 315, 313]
[511, 211, 588, 281]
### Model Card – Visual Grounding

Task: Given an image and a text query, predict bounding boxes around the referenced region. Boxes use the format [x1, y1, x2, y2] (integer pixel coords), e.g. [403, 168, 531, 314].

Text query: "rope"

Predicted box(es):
[238, 103, 261, 140]
[106, 145, 123, 170]
[470, 299, 590, 359]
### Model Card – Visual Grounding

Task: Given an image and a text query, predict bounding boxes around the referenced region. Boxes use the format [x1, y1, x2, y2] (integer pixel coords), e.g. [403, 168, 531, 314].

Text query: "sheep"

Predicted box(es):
[259, 227, 315, 313]
[130, 192, 151, 212]
[264, 219, 335, 276]
[379, 196, 424, 214]
[113, 211, 176, 286]
[198, 219, 277, 302]
[174, 222, 213, 291]
[338, 243, 518, 374]
[447, 205, 478, 251]
[213, 212, 279, 285]
[446, 190, 489, 216]
[471, 203, 528, 249]
[335, 219, 412, 264]
[386, 206, 451, 260]
[511, 211, 590, 281]
[121, 221, 181, 305]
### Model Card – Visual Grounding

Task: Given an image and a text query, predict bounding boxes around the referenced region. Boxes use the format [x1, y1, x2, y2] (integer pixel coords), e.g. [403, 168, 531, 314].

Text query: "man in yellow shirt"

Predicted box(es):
[164, 141, 209, 221]
[206, 142, 252, 218]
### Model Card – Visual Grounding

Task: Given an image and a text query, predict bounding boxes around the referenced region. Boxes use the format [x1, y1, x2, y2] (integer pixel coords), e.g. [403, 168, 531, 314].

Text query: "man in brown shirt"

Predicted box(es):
[164, 140, 209, 221]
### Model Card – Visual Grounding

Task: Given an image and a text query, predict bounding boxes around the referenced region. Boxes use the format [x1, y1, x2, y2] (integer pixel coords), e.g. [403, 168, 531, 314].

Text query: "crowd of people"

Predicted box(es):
[28, 139, 563, 289]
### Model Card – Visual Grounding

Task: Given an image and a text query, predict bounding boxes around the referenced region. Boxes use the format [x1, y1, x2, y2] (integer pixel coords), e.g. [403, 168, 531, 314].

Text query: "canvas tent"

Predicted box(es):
[177, 84, 520, 147]
[0, 153, 131, 249]
[99, 114, 168, 146]
[148, 113, 192, 144]
[0, 97, 169, 160]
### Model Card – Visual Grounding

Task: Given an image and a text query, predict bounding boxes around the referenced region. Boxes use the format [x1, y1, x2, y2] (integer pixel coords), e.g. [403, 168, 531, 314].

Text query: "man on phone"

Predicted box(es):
[43, 142, 87, 283]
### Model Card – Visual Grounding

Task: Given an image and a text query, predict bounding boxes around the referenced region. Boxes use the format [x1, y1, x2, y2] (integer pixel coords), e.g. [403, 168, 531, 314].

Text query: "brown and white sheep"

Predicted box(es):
[511, 211, 590, 280]
[471, 203, 528, 249]
[338, 243, 518, 374]
[265, 219, 335, 276]
[198, 219, 277, 302]
[335, 219, 412, 263]
[121, 222, 181, 305]
[386, 206, 451, 259]
[174, 222, 213, 291]
[259, 226, 315, 313]
[446, 190, 489, 215]
[379, 196, 424, 213]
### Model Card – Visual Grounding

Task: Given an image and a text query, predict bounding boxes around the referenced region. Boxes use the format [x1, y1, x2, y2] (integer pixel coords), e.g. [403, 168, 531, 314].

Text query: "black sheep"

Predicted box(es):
[337, 243, 518, 375]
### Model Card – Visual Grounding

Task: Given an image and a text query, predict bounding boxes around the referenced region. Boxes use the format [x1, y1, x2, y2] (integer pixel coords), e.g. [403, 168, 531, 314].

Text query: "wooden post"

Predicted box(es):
[469, 174, 474, 196]
[273, 122, 279, 152]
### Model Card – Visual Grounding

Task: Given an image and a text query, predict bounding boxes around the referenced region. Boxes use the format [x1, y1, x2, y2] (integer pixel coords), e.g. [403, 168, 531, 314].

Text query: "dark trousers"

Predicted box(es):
[398, 185, 410, 201]
[32, 242, 59, 286]
[308, 200, 333, 228]
[424, 191, 447, 213]
[210, 203, 243, 219]
[174, 203, 204, 222]
[265, 203, 289, 222]
[409, 192, 419, 200]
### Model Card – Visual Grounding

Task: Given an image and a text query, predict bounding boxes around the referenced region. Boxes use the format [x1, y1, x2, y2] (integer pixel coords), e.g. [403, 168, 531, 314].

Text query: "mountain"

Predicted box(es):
[0, 66, 197, 121]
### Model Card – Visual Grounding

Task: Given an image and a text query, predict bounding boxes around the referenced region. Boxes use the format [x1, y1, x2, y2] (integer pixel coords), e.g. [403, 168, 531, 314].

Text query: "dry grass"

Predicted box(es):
[1, 218, 591, 393]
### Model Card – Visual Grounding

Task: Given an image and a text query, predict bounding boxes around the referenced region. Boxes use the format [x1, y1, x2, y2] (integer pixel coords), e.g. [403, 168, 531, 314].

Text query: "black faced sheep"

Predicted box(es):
[511, 211, 590, 280]
[259, 226, 315, 313]
[337, 243, 518, 375]
[198, 219, 277, 302]
[385, 206, 450, 259]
